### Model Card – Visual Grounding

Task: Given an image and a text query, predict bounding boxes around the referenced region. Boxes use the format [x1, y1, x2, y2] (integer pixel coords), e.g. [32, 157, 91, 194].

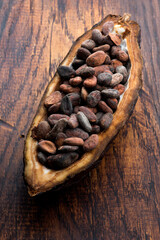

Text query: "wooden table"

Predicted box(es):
[0, 0, 160, 239]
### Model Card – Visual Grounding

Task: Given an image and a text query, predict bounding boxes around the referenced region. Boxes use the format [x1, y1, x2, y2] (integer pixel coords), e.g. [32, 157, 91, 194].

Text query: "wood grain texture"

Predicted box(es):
[0, 0, 159, 239]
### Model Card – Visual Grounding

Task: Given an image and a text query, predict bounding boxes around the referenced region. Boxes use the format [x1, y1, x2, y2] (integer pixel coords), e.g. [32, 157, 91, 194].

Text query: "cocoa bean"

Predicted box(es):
[93, 44, 110, 52]
[102, 21, 114, 35]
[104, 54, 111, 64]
[81, 39, 96, 50]
[91, 125, 100, 134]
[79, 106, 97, 123]
[37, 152, 47, 165]
[59, 84, 80, 93]
[111, 59, 123, 70]
[98, 101, 113, 113]
[114, 84, 125, 95]
[83, 75, 97, 88]
[100, 112, 113, 129]
[38, 140, 56, 154]
[101, 89, 120, 98]
[46, 118, 68, 140]
[63, 137, 84, 146]
[77, 111, 92, 132]
[48, 114, 69, 126]
[116, 66, 128, 84]
[86, 90, 101, 107]
[108, 33, 122, 45]
[92, 29, 103, 45]
[65, 128, 89, 140]
[44, 91, 62, 108]
[81, 87, 88, 101]
[76, 47, 91, 60]
[75, 64, 87, 75]
[60, 95, 73, 115]
[74, 106, 80, 113]
[109, 73, 123, 87]
[86, 51, 106, 67]
[83, 134, 99, 152]
[55, 132, 67, 147]
[111, 46, 121, 58]
[87, 107, 97, 113]
[68, 114, 79, 128]
[78, 66, 95, 78]
[57, 66, 75, 79]
[31, 121, 51, 140]
[105, 98, 118, 110]
[72, 59, 84, 69]
[97, 72, 112, 86]
[69, 76, 82, 86]
[117, 50, 129, 62]
[58, 145, 79, 152]
[96, 112, 104, 123]
[94, 65, 112, 76]
[48, 102, 61, 114]
[67, 93, 81, 106]
[46, 152, 79, 170]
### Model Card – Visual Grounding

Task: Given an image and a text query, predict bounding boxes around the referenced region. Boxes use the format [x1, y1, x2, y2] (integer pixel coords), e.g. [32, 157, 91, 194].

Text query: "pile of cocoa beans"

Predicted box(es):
[31, 21, 130, 170]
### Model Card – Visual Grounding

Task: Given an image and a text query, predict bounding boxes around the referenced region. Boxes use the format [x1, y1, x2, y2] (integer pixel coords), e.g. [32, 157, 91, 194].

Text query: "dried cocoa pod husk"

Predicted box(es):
[24, 13, 143, 196]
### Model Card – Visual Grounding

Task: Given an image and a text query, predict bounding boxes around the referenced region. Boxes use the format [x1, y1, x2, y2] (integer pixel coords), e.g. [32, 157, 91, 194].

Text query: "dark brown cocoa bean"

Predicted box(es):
[48, 102, 61, 114]
[81, 39, 96, 50]
[96, 112, 104, 123]
[78, 66, 95, 78]
[63, 137, 84, 146]
[105, 98, 118, 110]
[57, 66, 75, 79]
[101, 89, 120, 98]
[83, 75, 97, 88]
[97, 72, 112, 86]
[79, 106, 97, 123]
[44, 91, 62, 108]
[75, 64, 87, 75]
[92, 29, 103, 45]
[69, 76, 82, 86]
[38, 140, 56, 154]
[60, 95, 73, 115]
[113, 84, 125, 95]
[109, 73, 123, 87]
[86, 90, 101, 107]
[55, 132, 67, 147]
[77, 111, 92, 132]
[87, 107, 98, 114]
[67, 93, 81, 106]
[46, 118, 68, 140]
[111, 46, 121, 58]
[31, 121, 51, 140]
[91, 125, 100, 134]
[86, 51, 106, 67]
[74, 106, 80, 113]
[83, 134, 99, 152]
[37, 152, 47, 165]
[102, 21, 114, 35]
[95, 84, 107, 91]
[46, 152, 79, 170]
[58, 145, 79, 152]
[76, 47, 91, 60]
[68, 114, 79, 128]
[65, 128, 89, 140]
[100, 112, 113, 129]
[59, 84, 80, 93]
[72, 59, 85, 69]
[93, 44, 110, 52]
[98, 101, 113, 113]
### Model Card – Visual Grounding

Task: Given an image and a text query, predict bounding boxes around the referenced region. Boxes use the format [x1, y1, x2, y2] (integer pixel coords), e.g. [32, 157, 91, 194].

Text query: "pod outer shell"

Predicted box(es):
[24, 14, 143, 196]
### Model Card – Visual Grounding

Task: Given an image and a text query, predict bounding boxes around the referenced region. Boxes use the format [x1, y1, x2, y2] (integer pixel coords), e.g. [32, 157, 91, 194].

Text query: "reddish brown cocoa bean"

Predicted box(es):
[114, 84, 125, 95]
[46, 119, 68, 140]
[108, 33, 122, 45]
[75, 64, 87, 75]
[44, 91, 62, 108]
[94, 65, 112, 76]
[104, 54, 111, 64]
[65, 128, 89, 140]
[105, 98, 118, 110]
[91, 125, 100, 134]
[68, 114, 79, 128]
[111, 59, 123, 70]
[69, 76, 82, 86]
[38, 140, 56, 154]
[64, 137, 84, 146]
[58, 145, 79, 153]
[59, 84, 80, 93]
[55, 133, 67, 147]
[98, 101, 113, 113]
[93, 44, 110, 52]
[83, 76, 97, 88]
[111, 46, 121, 57]
[48, 114, 69, 126]
[86, 51, 106, 67]
[117, 50, 129, 62]
[79, 106, 97, 123]
[78, 66, 95, 78]
[83, 134, 99, 152]
[87, 107, 98, 114]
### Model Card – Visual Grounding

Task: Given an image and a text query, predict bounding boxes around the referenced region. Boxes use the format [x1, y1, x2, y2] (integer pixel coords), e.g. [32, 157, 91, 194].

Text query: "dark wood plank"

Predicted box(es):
[0, 0, 160, 239]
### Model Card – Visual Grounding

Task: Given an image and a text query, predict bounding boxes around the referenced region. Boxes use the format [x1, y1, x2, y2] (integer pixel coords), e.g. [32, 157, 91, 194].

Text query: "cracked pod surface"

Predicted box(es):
[24, 14, 143, 196]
